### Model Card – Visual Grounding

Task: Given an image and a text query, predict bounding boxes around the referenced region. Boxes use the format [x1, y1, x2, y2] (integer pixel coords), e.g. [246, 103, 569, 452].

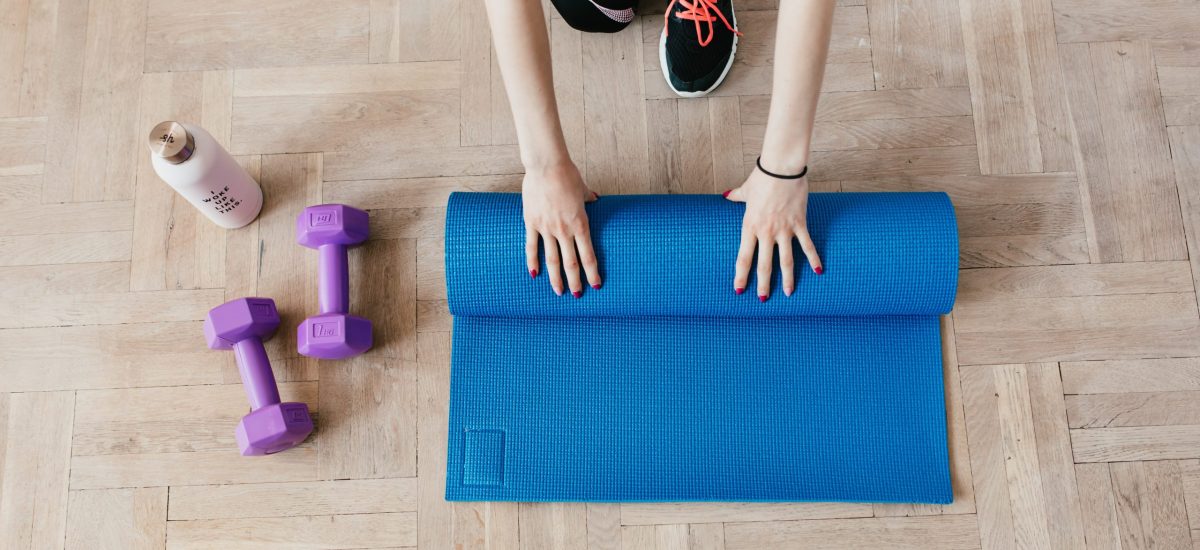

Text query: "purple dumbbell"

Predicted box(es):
[295, 204, 373, 359]
[204, 297, 314, 456]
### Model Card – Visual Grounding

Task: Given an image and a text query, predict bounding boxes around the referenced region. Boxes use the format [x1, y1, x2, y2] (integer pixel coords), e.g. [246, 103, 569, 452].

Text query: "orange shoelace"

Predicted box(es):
[663, 0, 742, 47]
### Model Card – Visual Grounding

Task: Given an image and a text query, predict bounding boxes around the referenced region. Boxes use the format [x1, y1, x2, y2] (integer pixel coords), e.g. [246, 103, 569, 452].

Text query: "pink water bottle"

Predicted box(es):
[147, 121, 263, 229]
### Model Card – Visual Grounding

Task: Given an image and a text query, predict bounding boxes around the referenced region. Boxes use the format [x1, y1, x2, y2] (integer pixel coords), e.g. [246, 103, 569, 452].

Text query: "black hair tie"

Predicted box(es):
[756, 156, 808, 180]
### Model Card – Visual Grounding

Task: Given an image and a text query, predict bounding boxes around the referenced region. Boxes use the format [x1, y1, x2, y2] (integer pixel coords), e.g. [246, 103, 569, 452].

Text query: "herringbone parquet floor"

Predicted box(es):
[2, 0, 1200, 548]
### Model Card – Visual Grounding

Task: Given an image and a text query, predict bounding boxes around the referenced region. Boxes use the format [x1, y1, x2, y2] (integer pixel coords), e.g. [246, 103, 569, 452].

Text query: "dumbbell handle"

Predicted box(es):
[318, 243, 349, 314]
[233, 337, 282, 410]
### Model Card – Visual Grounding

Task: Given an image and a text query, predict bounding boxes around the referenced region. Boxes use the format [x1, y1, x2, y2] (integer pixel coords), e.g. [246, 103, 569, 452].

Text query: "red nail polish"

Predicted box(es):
[530, 269, 538, 278]
[722, 189, 732, 198]
[592, 283, 601, 289]
[759, 295, 768, 302]
[572, 290, 582, 298]
[815, 266, 824, 275]
[735, 287, 745, 295]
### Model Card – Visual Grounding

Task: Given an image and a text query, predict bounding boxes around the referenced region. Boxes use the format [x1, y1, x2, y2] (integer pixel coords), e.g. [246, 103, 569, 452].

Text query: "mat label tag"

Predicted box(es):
[462, 429, 505, 487]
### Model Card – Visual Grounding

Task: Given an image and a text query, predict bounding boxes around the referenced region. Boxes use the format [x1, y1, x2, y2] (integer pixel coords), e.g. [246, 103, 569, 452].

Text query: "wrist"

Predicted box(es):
[757, 146, 809, 176]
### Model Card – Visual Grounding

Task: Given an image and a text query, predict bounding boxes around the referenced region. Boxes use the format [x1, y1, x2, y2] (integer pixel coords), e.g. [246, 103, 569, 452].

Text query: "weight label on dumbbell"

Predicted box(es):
[310, 210, 338, 227]
[313, 321, 340, 338]
[250, 302, 274, 318]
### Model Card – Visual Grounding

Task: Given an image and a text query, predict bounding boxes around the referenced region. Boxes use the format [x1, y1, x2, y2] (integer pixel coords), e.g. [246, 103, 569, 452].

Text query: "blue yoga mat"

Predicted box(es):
[444, 192, 958, 503]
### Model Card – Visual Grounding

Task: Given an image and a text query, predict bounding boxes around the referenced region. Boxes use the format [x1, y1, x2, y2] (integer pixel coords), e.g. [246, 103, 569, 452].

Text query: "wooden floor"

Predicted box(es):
[1, 0, 1199, 548]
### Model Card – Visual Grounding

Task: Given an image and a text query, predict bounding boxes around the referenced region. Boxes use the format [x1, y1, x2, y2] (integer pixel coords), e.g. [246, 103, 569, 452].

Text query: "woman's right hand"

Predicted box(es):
[522, 160, 600, 297]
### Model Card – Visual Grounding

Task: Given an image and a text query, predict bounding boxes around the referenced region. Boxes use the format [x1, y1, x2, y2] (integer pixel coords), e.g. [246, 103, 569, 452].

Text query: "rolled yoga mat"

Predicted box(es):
[444, 192, 958, 503]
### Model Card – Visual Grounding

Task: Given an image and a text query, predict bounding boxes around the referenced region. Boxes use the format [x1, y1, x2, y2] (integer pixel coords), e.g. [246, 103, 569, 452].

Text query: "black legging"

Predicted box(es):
[550, 0, 638, 33]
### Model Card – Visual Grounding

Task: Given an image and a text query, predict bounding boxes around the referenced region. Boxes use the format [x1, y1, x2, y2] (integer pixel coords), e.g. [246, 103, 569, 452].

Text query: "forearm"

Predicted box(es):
[483, 0, 571, 170]
[759, 0, 836, 174]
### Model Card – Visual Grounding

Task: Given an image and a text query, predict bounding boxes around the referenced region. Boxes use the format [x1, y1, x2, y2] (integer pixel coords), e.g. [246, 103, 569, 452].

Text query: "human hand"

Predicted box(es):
[724, 166, 823, 301]
[522, 161, 600, 297]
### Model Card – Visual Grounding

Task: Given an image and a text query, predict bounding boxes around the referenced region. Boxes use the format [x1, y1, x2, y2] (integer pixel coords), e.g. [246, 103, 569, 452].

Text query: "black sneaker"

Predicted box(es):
[659, 0, 741, 98]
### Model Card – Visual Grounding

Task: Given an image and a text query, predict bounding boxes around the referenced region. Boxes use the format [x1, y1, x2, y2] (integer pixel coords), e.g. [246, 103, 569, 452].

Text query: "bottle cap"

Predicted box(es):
[147, 121, 195, 164]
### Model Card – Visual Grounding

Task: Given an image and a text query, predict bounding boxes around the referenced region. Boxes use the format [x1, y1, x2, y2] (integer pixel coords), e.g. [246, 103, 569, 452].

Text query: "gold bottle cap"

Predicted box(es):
[147, 121, 196, 164]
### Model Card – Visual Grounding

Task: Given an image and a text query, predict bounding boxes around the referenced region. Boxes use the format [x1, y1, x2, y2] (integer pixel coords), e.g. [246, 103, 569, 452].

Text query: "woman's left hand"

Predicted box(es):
[724, 168, 823, 301]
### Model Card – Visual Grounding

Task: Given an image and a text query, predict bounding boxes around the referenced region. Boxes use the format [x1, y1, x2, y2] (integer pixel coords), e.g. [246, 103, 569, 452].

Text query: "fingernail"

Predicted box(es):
[530, 269, 538, 278]
[815, 266, 824, 275]
[572, 290, 582, 298]
[785, 288, 793, 297]
[759, 295, 768, 302]
[722, 189, 732, 198]
[592, 283, 601, 289]
[735, 287, 745, 295]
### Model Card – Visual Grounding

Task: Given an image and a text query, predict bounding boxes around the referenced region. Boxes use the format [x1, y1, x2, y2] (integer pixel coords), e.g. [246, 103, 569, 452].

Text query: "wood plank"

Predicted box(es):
[689, 523, 726, 550]
[70, 0, 146, 202]
[1061, 358, 1200, 394]
[145, 0, 369, 72]
[1025, 363, 1087, 549]
[586, 504, 621, 549]
[324, 144, 522, 182]
[324, 174, 522, 209]
[620, 502, 872, 526]
[960, 365, 1020, 550]
[1107, 461, 1192, 549]
[0, 262, 129, 297]
[959, 0, 1073, 173]
[368, 0, 459, 63]
[0, 116, 46, 176]
[0, 231, 132, 267]
[743, 88, 974, 123]
[710, 96, 745, 190]
[0, 201, 133, 236]
[954, 293, 1198, 333]
[1052, 0, 1200, 43]
[866, 0, 967, 89]
[551, 15, 587, 169]
[255, 154, 320, 360]
[1067, 391, 1200, 428]
[519, 503, 588, 550]
[1074, 463, 1121, 550]
[168, 478, 417, 520]
[745, 116, 976, 152]
[0, 0, 30, 116]
[230, 88, 458, 155]
[71, 383, 317, 456]
[0, 322, 226, 392]
[233, 61, 460, 96]
[317, 357, 417, 479]
[417, 332, 453, 550]
[0, 289, 222, 329]
[65, 488, 167, 550]
[0, 391, 74, 549]
[459, 0, 492, 147]
[166, 512, 416, 549]
[958, 262, 1193, 301]
[38, 0, 92, 202]
[954, 264, 1200, 365]
[584, 18, 650, 194]
[1059, 41, 1187, 262]
[958, 325, 1200, 366]
[351, 238, 417, 360]
[1073, 426, 1200, 462]
[1168, 126, 1200, 313]
[70, 447, 318, 490]
[453, 501, 519, 550]
[723, 515, 981, 550]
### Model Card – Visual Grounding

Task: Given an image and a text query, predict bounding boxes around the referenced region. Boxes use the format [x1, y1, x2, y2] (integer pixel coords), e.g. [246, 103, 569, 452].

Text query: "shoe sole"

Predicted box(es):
[658, 6, 738, 98]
